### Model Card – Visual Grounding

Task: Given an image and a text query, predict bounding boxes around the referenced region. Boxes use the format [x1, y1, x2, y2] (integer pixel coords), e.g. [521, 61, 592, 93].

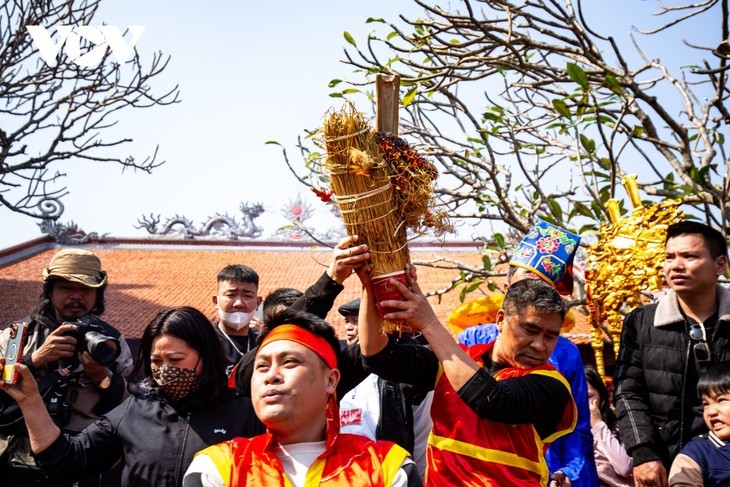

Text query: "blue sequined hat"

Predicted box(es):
[509, 220, 581, 295]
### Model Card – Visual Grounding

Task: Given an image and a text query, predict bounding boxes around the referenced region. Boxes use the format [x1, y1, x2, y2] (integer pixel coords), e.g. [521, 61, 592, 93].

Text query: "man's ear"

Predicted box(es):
[212, 295, 219, 306]
[326, 368, 341, 394]
[496, 309, 506, 333]
[716, 255, 728, 276]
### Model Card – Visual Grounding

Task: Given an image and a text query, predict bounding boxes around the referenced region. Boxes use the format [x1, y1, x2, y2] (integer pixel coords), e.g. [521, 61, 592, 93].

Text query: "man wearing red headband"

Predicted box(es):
[183, 308, 422, 487]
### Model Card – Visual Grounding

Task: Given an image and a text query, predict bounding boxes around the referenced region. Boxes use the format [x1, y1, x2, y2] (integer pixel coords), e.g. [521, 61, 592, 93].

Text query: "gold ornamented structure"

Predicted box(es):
[585, 175, 684, 377]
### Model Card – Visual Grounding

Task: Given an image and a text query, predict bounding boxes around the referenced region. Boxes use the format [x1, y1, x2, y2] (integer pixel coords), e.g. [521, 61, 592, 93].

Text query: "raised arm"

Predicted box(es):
[0, 361, 61, 452]
[358, 264, 478, 391]
[290, 235, 370, 318]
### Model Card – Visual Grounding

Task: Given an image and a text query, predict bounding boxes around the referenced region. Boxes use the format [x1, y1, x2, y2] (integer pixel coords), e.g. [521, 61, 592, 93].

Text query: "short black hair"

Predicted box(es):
[502, 278, 566, 321]
[666, 221, 728, 259]
[258, 307, 340, 369]
[506, 265, 518, 283]
[698, 361, 730, 398]
[262, 287, 303, 316]
[217, 264, 259, 286]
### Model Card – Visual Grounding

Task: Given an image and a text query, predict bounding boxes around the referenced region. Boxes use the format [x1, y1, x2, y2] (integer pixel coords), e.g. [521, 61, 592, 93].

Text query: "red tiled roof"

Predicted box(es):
[0, 238, 594, 345]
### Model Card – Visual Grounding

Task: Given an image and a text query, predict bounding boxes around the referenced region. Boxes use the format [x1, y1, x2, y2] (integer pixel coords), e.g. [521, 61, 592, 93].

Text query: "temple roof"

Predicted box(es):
[0, 236, 593, 345]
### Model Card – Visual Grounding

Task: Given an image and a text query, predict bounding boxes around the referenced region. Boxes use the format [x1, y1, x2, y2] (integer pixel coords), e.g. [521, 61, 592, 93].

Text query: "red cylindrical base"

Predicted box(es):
[371, 270, 408, 319]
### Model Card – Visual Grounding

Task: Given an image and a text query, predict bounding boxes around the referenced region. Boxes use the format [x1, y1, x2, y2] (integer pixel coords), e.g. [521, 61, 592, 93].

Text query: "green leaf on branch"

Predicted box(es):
[366, 17, 385, 24]
[571, 201, 594, 219]
[402, 87, 418, 107]
[548, 199, 563, 219]
[328, 79, 342, 88]
[579, 224, 597, 235]
[344, 31, 357, 47]
[482, 254, 492, 270]
[460, 280, 484, 302]
[552, 99, 572, 120]
[603, 75, 624, 96]
[590, 200, 604, 220]
[566, 62, 589, 89]
[580, 134, 596, 154]
[494, 232, 505, 249]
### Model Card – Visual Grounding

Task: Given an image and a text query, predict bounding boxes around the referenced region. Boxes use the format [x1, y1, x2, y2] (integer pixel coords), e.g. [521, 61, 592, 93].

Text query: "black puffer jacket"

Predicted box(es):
[34, 390, 264, 487]
[614, 286, 730, 468]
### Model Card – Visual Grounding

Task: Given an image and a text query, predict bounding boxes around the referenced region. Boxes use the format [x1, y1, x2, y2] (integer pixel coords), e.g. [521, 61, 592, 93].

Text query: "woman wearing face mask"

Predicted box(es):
[0, 306, 264, 487]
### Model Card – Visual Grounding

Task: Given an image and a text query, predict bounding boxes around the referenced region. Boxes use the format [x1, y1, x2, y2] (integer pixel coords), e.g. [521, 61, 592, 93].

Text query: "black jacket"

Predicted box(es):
[614, 286, 730, 467]
[34, 391, 264, 487]
[213, 324, 258, 374]
[233, 272, 370, 399]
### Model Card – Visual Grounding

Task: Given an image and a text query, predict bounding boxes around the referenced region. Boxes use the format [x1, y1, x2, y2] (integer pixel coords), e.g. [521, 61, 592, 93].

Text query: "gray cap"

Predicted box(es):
[338, 298, 361, 317]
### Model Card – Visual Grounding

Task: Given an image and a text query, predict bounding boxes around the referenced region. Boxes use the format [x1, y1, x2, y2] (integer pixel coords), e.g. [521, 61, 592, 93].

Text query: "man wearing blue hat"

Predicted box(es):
[458, 220, 598, 487]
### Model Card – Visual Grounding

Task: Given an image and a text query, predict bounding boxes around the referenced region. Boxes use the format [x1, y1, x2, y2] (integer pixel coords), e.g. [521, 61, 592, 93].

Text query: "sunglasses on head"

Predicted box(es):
[689, 322, 712, 363]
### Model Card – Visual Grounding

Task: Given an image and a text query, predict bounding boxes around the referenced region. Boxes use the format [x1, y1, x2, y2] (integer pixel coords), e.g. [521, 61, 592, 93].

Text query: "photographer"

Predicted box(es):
[1, 307, 264, 487]
[0, 249, 133, 486]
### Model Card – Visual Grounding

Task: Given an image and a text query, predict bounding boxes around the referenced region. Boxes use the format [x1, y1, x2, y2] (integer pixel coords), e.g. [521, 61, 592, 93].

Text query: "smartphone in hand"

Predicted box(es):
[2, 322, 29, 384]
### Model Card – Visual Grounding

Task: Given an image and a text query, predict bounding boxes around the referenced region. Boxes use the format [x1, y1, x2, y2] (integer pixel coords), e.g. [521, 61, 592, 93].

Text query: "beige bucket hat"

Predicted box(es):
[42, 249, 108, 288]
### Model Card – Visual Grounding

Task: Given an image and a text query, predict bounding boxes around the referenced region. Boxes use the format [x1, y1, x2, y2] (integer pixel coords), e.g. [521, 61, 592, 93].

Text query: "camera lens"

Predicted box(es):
[84, 332, 121, 367]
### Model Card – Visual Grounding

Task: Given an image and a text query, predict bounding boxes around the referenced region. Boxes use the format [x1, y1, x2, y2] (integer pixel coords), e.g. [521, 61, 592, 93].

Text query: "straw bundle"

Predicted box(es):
[323, 104, 410, 331]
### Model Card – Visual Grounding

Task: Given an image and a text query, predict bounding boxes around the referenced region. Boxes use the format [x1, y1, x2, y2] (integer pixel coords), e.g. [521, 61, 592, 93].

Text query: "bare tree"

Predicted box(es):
[280, 0, 728, 297]
[0, 0, 179, 220]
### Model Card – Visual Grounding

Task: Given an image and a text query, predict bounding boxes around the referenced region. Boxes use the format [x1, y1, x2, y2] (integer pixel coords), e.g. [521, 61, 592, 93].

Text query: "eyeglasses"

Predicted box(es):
[689, 323, 712, 363]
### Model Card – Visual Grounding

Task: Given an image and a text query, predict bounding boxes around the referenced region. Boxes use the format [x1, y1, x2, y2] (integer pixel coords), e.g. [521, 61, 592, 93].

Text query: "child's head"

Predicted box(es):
[698, 361, 730, 440]
[585, 365, 618, 431]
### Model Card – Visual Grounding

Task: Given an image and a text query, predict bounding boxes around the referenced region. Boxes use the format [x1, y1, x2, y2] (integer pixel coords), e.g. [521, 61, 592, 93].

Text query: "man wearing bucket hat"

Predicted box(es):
[457, 220, 598, 487]
[0, 249, 133, 486]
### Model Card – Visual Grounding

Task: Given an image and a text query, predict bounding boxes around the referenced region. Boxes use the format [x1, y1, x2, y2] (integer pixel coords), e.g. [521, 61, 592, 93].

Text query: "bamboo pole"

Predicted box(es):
[375, 74, 400, 135]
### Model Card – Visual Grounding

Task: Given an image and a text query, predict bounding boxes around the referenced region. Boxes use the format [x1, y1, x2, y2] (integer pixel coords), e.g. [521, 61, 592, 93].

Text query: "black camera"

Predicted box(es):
[63, 317, 121, 367]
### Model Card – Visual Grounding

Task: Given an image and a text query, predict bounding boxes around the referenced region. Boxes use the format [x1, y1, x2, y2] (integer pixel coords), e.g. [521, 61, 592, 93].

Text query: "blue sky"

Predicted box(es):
[1, 1, 719, 249]
[2, 1, 427, 248]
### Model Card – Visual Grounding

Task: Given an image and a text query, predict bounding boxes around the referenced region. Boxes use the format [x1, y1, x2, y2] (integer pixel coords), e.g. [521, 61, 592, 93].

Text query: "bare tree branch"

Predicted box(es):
[280, 0, 728, 300]
[0, 0, 179, 219]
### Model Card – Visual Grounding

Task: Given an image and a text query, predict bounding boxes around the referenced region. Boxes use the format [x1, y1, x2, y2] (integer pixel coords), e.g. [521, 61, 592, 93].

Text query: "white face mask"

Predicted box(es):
[218, 308, 255, 331]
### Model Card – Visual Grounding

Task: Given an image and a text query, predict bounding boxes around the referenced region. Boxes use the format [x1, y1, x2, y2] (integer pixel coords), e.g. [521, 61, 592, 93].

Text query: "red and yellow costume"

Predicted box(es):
[198, 427, 408, 486]
[195, 325, 411, 486]
[427, 343, 576, 486]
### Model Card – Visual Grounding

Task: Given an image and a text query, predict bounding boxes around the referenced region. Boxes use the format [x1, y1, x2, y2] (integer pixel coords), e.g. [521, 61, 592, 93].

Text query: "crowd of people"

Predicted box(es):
[0, 221, 728, 486]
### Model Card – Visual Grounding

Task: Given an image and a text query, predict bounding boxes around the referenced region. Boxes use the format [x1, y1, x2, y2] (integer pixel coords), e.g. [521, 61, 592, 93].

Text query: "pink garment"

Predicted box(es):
[592, 421, 635, 487]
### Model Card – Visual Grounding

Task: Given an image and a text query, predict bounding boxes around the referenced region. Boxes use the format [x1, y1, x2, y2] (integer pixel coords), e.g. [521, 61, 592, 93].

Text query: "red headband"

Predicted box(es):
[258, 324, 338, 369]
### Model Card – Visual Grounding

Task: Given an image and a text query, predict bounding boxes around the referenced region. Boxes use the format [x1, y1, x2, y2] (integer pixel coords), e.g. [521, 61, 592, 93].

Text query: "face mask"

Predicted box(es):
[218, 308, 255, 331]
[152, 364, 200, 401]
